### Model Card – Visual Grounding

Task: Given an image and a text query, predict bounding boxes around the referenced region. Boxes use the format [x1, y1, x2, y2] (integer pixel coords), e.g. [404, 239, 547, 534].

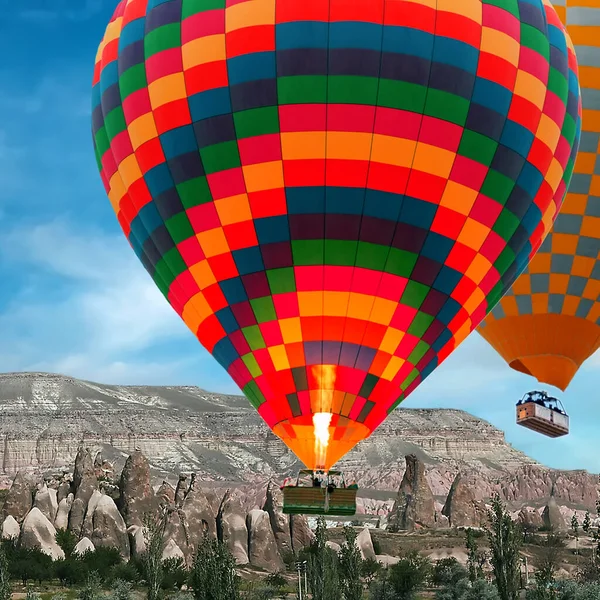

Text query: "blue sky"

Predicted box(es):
[0, 1, 597, 474]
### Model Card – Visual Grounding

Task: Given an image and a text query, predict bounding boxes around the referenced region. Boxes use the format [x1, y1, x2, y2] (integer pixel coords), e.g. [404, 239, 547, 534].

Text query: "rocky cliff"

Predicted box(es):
[0, 372, 596, 514]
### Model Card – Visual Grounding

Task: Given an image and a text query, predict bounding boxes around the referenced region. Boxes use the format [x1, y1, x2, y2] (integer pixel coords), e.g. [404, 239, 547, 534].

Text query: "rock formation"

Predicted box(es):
[3, 472, 33, 523]
[357, 526, 376, 561]
[542, 493, 566, 531]
[162, 538, 185, 561]
[20, 507, 64, 560]
[442, 474, 486, 528]
[263, 481, 293, 555]
[388, 454, 436, 531]
[518, 507, 544, 531]
[72, 447, 97, 506]
[1, 516, 19, 540]
[33, 484, 58, 523]
[74, 537, 95, 555]
[90, 495, 130, 559]
[55, 494, 73, 530]
[68, 497, 86, 536]
[247, 509, 283, 572]
[118, 450, 154, 528]
[217, 491, 249, 565]
[156, 481, 175, 507]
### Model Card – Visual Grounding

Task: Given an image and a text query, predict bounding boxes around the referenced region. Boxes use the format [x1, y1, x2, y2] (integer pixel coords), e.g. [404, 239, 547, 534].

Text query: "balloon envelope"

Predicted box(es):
[93, 0, 580, 470]
[479, 0, 598, 392]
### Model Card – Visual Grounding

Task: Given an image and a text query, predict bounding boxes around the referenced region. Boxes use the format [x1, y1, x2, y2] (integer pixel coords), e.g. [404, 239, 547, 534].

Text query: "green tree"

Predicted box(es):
[466, 528, 485, 582]
[387, 552, 431, 600]
[111, 579, 132, 600]
[361, 557, 382, 586]
[55, 528, 78, 558]
[143, 510, 168, 600]
[582, 512, 591, 535]
[189, 532, 240, 600]
[81, 547, 123, 579]
[369, 568, 394, 600]
[437, 578, 500, 600]
[431, 558, 468, 588]
[306, 517, 340, 600]
[0, 545, 10, 600]
[528, 532, 563, 600]
[338, 527, 363, 600]
[265, 572, 287, 599]
[161, 557, 188, 590]
[79, 571, 102, 600]
[571, 514, 580, 561]
[54, 557, 89, 586]
[486, 494, 522, 600]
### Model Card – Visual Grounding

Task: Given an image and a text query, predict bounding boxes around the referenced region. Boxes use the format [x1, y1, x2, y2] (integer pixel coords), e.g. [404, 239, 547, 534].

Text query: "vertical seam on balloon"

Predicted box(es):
[473, 2, 532, 323]
[219, 2, 266, 410]
[482, 0, 552, 365]
[326, 0, 388, 418]
[317, 0, 333, 421]
[501, 0, 554, 314]
[345, 0, 442, 408]
[136, 1, 246, 385]
[270, 0, 294, 428]
[380, 1, 490, 386]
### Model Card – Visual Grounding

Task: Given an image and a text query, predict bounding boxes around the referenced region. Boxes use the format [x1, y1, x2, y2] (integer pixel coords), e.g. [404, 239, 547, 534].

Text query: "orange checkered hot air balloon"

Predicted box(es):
[479, 0, 598, 437]
[92, 0, 581, 489]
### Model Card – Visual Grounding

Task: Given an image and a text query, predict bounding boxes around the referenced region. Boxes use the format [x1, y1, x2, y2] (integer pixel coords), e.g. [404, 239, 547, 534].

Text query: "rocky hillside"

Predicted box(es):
[0, 372, 596, 515]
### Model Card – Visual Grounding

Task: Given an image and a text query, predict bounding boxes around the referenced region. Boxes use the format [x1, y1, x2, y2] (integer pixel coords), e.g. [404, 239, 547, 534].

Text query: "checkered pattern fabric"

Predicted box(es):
[92, 0, 580, 469]
[485, 0, 600, 324]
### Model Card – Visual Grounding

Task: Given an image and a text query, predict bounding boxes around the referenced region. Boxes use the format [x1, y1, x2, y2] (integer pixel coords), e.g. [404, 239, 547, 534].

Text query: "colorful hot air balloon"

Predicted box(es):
[92, 0, 581, 472]
[479, 0, 597, 393]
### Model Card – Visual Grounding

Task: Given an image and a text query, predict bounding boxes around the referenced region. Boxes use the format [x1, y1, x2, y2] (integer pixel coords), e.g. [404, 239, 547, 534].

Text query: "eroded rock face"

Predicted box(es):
[74, 537, 95, 556]
[175, 475, 188, 507]
[261, 481, 313, 555]
[2, 516, 20, 540]
[356, 526, 376, 561]
[162, 482, 219, 565]
[543, 495, 566, 531]
[519, 507, 544, 531]
[57, 481, 71, 505]
[82, 490, 104, 540]
[119, 450, 154, 528]
[500, 466, 598, 509]
[218, 491, 249, 565]
[388, 454, 436, 531]
[247, 509, 283, 572]
[33, 484, 58, 523]
[3, 472, 33, 523]
[55, 494, 73, 530]
[156, 481, 175, 507]
[90, 494, 130, 559]
[442, 474, 486, 528]
[20, 507, 65, 560]
[291, 514, 314, 551]
[263, 481, 292, 555]
[68, 497, 86, 536]
[128, 525, 146, 557]
[163, 538, 185, 561]
[73, 447, 97, 506]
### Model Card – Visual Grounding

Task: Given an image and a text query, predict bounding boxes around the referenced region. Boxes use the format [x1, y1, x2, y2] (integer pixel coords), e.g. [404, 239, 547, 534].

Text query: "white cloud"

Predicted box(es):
[0, 218, 202, 384]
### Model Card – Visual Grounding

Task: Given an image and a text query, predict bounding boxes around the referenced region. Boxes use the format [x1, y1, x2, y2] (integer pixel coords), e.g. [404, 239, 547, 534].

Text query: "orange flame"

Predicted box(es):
[311, 365, 336, 469]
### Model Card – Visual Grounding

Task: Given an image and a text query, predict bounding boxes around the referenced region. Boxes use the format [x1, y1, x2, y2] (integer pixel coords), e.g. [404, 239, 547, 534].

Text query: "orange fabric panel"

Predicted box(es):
[479, 314, 600, 390]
